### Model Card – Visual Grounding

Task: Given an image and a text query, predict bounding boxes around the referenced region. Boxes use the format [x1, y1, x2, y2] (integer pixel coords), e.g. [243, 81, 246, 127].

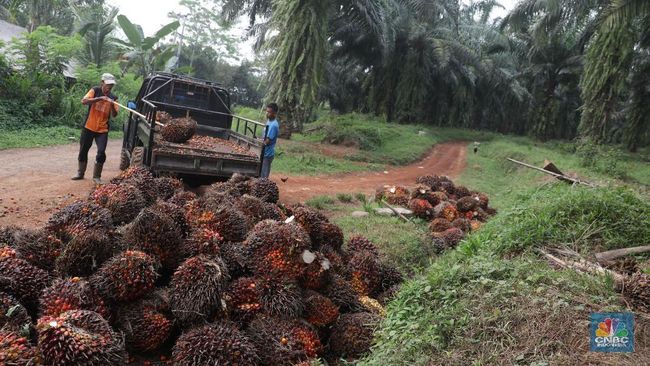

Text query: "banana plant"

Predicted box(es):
[116, 14, 179, 77]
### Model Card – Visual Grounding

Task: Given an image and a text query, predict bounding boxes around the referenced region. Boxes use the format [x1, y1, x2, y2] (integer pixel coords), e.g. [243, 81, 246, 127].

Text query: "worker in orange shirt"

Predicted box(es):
[71, 73, 119, 184]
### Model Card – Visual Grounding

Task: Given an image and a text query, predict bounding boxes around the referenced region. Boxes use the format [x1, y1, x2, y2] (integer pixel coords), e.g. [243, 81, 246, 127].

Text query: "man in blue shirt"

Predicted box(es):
[261, 103, 280, 178]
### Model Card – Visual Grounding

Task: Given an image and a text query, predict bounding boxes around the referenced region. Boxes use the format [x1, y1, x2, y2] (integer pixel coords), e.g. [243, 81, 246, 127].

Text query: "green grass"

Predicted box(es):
[305, 195, 336, 210]
[0, 126, 123, 149]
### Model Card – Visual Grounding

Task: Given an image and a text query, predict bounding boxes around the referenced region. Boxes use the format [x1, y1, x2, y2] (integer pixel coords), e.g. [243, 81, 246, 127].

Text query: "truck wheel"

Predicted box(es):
[119, 149, 130, 171]
[130, 147, 144, 167]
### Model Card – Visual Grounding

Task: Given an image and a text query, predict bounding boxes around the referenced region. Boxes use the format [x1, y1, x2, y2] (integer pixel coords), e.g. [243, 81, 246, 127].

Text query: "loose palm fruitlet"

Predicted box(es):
[37, 310, 126, 366]
[90, 250, 159, 303]
[329, 312, 379, 359]
[161, 117, 198, 143]
[173, 322, 260, 366]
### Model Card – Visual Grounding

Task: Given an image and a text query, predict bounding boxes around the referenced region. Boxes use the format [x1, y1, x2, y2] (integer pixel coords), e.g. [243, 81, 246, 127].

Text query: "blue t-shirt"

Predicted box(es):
[264, 119, 279, 158]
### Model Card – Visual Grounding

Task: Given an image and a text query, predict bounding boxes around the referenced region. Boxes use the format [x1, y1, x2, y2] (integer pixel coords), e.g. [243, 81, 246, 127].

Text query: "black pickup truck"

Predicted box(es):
[120, 72, 267, 182]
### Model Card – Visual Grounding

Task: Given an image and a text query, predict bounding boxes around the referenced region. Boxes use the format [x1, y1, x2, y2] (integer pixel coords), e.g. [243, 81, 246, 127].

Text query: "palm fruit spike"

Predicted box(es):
[347, 250, 382, 296]
[408, 198, 434, 219]
[37, 310, 126, 366]
[347, 235, 379, 257]
[259, 280, 305, 318]
[247, 316, 322, 365]
[0, 331, 41, 365]
[224, 277, 263, 323]
[40, 277, 109, 320]
[245, 220, 312, 281]
[173, 322, 260, 366]
[45, 200, 113, 240]
[123, 202, 185, 270]
[169, 255, 230, 326]
[154, 176, 184, 201]
[303, 290, 339, 327]
[299, 251, 331, 290]
[429, 217, 452, 233]
[456, 196, 479, 212]
[358, 296, 386, 317]
[90, 183, 146, 224]
[55, 229, 122, 277]
[621, 272, 650, 312]
[90, 250, 159, 303]
[0, 292, 31, 335]
[0, 256, 50, 308]
[249, 177, 280, 203]
[323, 274, 363, 312]
[9, 228, 62, 271]
[329, 312, 380, 359]
[161, 117, 197, 143]
[115, 298, 172, 352]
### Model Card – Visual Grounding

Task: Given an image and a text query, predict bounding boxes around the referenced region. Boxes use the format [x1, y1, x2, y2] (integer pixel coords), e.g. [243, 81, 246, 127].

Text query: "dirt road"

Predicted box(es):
[0, 141, 467, 228]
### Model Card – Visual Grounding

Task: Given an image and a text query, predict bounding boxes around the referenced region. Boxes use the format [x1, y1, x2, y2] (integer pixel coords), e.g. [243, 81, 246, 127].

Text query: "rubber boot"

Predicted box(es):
[71, 161, 87, 180]
[92, 162, 104, 185]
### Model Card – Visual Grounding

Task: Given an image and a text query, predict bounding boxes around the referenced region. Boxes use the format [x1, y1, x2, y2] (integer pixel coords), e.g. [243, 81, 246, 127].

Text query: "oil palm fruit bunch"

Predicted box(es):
[55, 229, 122, 277]
[181, 226, 223, 259]
[0, 292, 31, 334]
[46, 200, 113, 240]
[236, 194, 284, 228]
[377, 264, 403, 295]
[161, 117, 197, 143]
[37, 310, 126, 365]
[154, 176, 183, 200]
[376, 284, 401, 306]
[90, 250, 159, 303]
[376, 185, 410, 206]
[0, 331, 41, 365]
[39, 277, 109, 319]
[0, 255, 50, 308]
[319, 222, 344, 250]
[90, 183, 146, 224]
[220, 241, 251, 279]
[9, 228, 62, 271]
[454, 185, 471, 198]
[245, 220, 312, 281]
[292, 206, 330, 248]
[434, 201, 459, 222]
[358, 296, 386, 317]
[156, 111, 173, 123]
[429, 218, 452, 233]
[409, 198, 434, 219]
[346, 250, 382, 296]
[431, 227, 465, 252]
[456, 196, 479, 213]
[299, 252, 331, 290]
[110, 166, 157, 204]
[320, 245, 347, 275]
[192, 205, 248, 243]
[303, 290, 339, 327]
[173, 322, 260, 366]
[249, 177, 280, 203]
[169, 255, 229, 325]
[323, 274, 362, 312]
[115, 297, 172, 352]
[347, 235, 379, 257]
[224, 277, 263, 323]
[452, 218, 472, 233]
[259, 280, 304, 318]
[168, 190, 197, 207]
[247, 316, 322, 365]
[329, 312, 379, 359]
[621, 272, 650, 312]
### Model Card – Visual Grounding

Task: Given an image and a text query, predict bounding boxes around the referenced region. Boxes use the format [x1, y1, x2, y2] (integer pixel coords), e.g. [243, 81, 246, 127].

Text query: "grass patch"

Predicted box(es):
[305, 195, 336, 210]
[0, 126, 123, 149]
[336, 193, 354, 203]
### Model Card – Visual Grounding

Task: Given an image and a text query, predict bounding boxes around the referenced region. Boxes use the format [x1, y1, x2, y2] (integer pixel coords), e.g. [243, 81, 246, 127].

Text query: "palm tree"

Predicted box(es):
[71, 3, 119, 67]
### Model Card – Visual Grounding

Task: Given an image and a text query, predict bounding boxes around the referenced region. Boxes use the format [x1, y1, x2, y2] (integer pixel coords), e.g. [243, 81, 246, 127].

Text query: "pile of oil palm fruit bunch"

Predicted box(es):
[0, 167, 402, 365]
[159, 115, 198, 144]
[375, 175, 497, 253]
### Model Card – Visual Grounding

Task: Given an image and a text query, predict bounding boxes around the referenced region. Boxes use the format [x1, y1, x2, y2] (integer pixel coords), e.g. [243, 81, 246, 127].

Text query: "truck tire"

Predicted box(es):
[130, 147, 144, 167]
[119, 149, 130, 171]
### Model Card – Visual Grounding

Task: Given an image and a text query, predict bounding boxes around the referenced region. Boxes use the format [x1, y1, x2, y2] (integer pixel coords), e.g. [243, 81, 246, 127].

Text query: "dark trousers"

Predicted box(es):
[260, 156, 274, 178]
[78, 128, 108, 164]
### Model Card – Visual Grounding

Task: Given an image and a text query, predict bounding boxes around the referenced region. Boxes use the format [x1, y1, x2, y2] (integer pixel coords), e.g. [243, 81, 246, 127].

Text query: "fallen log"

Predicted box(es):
[507, 158, 596, 187]
[595, 245, 650, 262]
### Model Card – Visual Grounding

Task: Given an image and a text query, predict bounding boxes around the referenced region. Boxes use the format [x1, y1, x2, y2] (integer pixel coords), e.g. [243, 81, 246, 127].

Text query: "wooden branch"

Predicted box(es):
[112, 100, 164, 127]
[595, 245, 650, 262]
[507, 158, 595, 187]
[379, 200, 411, 223]
[539, 249, 625, 283]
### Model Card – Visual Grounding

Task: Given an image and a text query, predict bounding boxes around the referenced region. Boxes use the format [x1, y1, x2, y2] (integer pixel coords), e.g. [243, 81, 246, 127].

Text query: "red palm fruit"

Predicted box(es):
[303, 290, 339, 327]
[10, 229, 62, 271]
[40, 277, 109, 320]
[224, 277, 263, 323]
[236, 195, 284, 227]
[247, 317, 321, 365]
[55, 229, 122, 277]
[409, 198, 434, 219]
[116, 298, 172, 352]
[0, 292, 31, 334]
[169, 255, 229, 326]
[173, 322, 259, 365]
[90, 183, 146, 224]
[46, 200, 113, 240]
[181, 227, 223, 259]
[470, 220, 482, 232]
[456, 196, 479, 212]
[0, 256, 50, 308]
[0, 246, 17, 259]
[329, 312, 380, 359]
[249, 177, 280, 203]
[429, 218, 452, 233]
[0, 331, 41, 365]
[323, 274, 363, 312]
[434, 201, 459, 222]
[193, 206, 248, 243]
[37, 310, 125, 365]
[168, 190, 197, 207]
[110, 165, 157, 204]
[90, 250, 159, 303]
[347, 250, 382, 296]
[347, 235, 379, 257]
[259, 280, 304, 318]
